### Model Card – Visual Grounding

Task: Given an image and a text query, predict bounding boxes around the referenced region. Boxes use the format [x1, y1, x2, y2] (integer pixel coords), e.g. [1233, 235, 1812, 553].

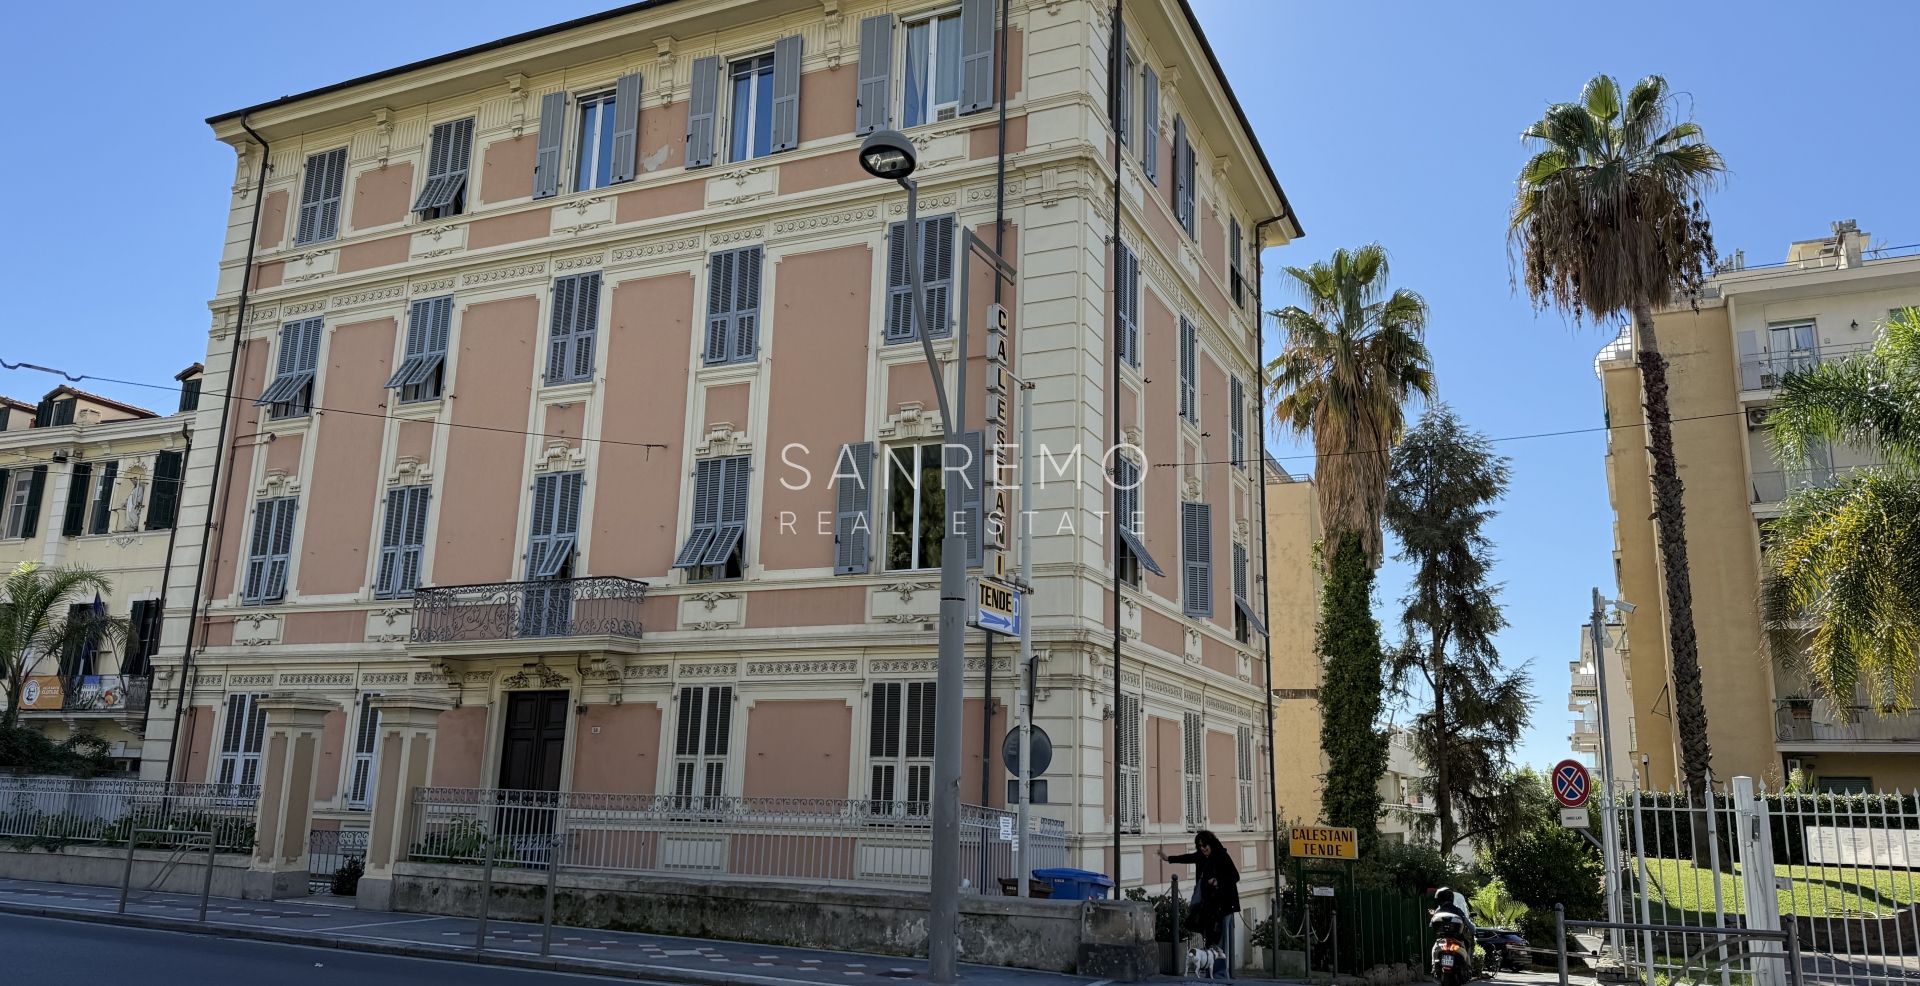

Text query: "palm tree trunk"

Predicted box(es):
[1633, 302, 1715, 798]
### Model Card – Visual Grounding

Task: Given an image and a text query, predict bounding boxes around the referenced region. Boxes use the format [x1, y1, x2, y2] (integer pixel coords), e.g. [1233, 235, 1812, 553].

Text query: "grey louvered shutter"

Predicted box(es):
[243, 500, 273, 602]
[609, 72, 645, 184]
[953, 431, 984, 567]
[147, 451, 183, 530]
[733, 248, 761, 361]
[884, 222, 913, 343]
[923, 215, 956, 338]
[1116, 42, 1131, 146]
[1112, 21, 1128, 134]
[1172, 116, 1188, 227]
[1116, 242, 1139, 367]
[541, 472, 581, 577]
[1181, 501, 1212, 617]
[686, 56, 721, 169]
[1229, 216, 1244, 305]
[266, 498, 297, 601]
[413, 117, 474, 213]
[400, 486, 430, 593]
[706, 250, 736, 363]
[570, 273, 601, 381]
[1179, 318, 1197, 421]
[834, 442, 874, 575]
[673, 460, 721, 568]
[1232, 542, 1248, 603]
[1115, 458, 1138, 537]
[533, 92, 567, 199]
[1229, 376, 1245, 470]
[525, 474, 556, 578]
[958, 0, 996, 115]
[855, 15, 893, 135]
[703, 456, 749, 567]
[375, 490, 406, 598]
[1141, 66, 1159, 183]
[62, 461, 92, 537]
[295, 148, 346, 244]
[770, 35, 803, 153]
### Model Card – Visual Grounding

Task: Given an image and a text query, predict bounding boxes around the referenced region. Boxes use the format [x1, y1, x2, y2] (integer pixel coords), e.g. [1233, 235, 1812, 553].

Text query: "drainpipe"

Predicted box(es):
[1108, 0, 1125, 890]
[162, 113, 268, 785]
[1252, 212, 1288, 975]
[981, 0, 1015, 816]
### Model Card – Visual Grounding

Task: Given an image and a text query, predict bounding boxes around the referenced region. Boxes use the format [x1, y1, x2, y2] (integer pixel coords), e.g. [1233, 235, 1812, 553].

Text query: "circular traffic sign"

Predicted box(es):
[1001, 726, 1053, 777]
[1552, 759, 1591, 808]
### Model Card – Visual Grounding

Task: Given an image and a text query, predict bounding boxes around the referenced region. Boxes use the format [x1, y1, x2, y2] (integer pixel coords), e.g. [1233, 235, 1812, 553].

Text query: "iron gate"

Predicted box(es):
[307, 827, 368, 894]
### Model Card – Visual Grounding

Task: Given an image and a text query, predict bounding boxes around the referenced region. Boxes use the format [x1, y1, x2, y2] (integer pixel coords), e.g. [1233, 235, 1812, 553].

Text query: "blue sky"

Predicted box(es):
[3, 2, 1916, 773]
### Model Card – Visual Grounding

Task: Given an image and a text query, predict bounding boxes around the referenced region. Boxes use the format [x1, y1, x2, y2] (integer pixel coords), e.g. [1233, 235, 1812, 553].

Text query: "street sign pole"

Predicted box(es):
[1014, 372, 1035, 897]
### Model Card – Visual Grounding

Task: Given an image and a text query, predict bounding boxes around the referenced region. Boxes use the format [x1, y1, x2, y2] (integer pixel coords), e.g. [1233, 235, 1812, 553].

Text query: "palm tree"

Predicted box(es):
[1267, 243, 1435, 565]
[0, 563, 125, 729]
[1267, 244, 1433, 845]
[1509, 74, 1725, 795]
[1762, 307, 1920, 716]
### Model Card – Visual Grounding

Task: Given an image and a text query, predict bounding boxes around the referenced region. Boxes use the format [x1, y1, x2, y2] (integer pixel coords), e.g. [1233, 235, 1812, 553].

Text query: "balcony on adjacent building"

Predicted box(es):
[17, 673, 152, 721]
[1776, 700, 1920, 750]
[409, 577, 648, 658]
[1740, 341, 1874, 395]
[1750, 464, 1880, 507]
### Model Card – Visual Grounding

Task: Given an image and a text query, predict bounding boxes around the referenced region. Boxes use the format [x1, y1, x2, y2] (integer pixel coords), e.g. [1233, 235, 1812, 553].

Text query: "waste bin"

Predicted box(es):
[1032, 867, 1114, 900]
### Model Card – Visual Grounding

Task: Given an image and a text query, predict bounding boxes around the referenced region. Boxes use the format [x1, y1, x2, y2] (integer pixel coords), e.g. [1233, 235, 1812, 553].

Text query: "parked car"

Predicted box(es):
[1474, 926, 1533, 972]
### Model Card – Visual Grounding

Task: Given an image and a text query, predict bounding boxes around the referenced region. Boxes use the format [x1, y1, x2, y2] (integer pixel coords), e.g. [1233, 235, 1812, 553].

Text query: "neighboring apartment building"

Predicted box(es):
[1, 375, 200, 768]
[1375, 726, 1472, 866]
[1568, 616, 1637, 789]
[1263, 457, 1322, 825]
[1600, 221, 1920, 793]
[146, 0, 1303, 917]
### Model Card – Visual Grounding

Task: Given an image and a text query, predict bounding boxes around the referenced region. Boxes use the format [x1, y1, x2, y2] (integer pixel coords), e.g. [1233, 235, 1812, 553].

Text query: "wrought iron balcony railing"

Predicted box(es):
[410, 577, 648, 644]
[18, 673, 151, 716]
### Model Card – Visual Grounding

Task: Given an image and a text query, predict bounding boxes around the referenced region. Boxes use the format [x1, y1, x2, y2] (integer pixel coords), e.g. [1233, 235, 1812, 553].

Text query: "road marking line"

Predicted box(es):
[320, 915, 446, 932]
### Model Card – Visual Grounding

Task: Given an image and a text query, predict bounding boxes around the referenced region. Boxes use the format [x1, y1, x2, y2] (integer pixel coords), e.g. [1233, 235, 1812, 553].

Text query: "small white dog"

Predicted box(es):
[1185, 945, 1224, 980]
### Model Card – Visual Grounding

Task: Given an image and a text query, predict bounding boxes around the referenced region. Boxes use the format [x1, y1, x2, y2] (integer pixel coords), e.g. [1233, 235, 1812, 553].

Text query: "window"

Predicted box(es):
[546, 273, 601, 385]
[886, 442, 948, 571]
[1172, 116, 1196, 238]
[178, 378, 202, 413]
[216, 692, 269, 787]
[870, 681, 936, 817]
[59, 601, 97, 677]
[1113, 456, 1163, 587]
[413, 117, 474, 219]
[1181, 501, 1212, 618]
[375, 486, 432, 599]
[1229, 376, 1245, 471]
[388, 296, 453, 403]
[294, 148, 347, 245]
[241, 497, 298, 604]
[1116, 241, 1141, 368]
[346, 693, 381, 810]
[1117, 691, 1143, 834]
[572, 91, 617, 192]
[674, 456, 750, 582]
[88, 460, 118, 536]
[1235, 725, 1255, 830]
[729, 54, 776, 162]
[256, 318, 323, 420]
[34, 397, 76, 427]
[1232, 542, 1267, 643]
[1140, 64, 1159, 184]
[704, 247, 763, 365]
[1229, 217, 1245, 308]
[673, 685, 733, 810]
[903, 12, 963, 128]
[1178, 317, 1197, 423]
[884, 214, 956, 343]
[1, 466, 47, 540]
[520, 471, 582, 636]
[146, 451, 183, 531]
[1182, 712, 1204, 830]
[1815, 776, 1872, 795]
[126, 599, 162, 678]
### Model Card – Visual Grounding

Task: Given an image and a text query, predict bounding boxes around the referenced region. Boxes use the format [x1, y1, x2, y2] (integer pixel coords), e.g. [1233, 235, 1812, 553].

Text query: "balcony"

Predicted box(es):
[409, 577, 648, 658]
[18, 674, 152, 720]
[1739, 342, 1874, 394]
[1777, 701, 1920, 750]
[1751, 465, 1878, 506]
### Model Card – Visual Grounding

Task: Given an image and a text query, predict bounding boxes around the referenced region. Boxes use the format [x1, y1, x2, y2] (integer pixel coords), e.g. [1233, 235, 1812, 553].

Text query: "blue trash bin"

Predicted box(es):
[1031, 867, 1115, 900]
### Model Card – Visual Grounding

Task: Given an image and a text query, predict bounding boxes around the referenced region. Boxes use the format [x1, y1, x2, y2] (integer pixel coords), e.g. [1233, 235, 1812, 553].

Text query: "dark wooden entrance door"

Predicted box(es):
[498, 690, 569, 791]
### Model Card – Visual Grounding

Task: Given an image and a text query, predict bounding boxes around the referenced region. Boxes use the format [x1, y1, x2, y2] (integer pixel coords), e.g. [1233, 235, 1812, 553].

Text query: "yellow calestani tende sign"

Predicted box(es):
[1289, 825, 1359, 860]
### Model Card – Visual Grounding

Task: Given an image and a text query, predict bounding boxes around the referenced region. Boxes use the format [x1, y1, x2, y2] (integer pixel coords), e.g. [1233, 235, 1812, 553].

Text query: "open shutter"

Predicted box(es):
[89, 461, 118, 535]
[1140, 66, 1159, 183]
[413, 117, 474, 213]
[146, 451, 183, 530]
[834, 442, 874, 575]
[1181, 502, 1212, 617]
[19, 466, 47, 538]
[954, 431, 984, 567]
[525, 474, 557, 579]
[958, 0, 997, 115]
[770, 35, 803, 153]
[1114, 457, 1164, 577]
[686, 56, 721, 169]
[541, 472, 582, 577]
[702, 456, 749, 567]
[608, 72, 645, 184]
[855, 15, 893, 135]
[532, 92, 567, 199]
[62, 462, 92, 537]
[672, 460, 721, 568]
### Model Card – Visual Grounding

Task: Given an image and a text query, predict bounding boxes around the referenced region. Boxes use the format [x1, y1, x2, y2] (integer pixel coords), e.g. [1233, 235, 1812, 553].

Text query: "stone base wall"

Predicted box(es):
[0, 844, 253, 898]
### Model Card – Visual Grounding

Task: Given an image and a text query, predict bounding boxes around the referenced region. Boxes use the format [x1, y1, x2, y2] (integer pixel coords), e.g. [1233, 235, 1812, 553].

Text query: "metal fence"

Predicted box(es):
[1597, 778, 1920, 986]
[308, 826, 369, 893]
[406, 787, 1068, 894]
[0, 775, 258, 853]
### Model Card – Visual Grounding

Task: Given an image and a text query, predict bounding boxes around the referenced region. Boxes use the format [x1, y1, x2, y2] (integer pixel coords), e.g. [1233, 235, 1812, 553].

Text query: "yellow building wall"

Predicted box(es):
[1264, 473, 1324, 824]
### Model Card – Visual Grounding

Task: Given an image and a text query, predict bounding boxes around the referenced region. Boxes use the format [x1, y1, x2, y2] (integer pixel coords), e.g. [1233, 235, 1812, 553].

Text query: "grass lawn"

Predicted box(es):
[1635, 858, 1920, 921]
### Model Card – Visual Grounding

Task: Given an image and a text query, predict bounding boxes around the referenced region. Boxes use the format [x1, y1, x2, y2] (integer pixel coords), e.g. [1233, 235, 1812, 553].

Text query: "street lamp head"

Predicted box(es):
[859, 129, 917, 182]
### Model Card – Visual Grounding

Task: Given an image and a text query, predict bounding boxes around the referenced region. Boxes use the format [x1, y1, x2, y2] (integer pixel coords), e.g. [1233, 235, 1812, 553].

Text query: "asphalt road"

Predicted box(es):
[0, 912, 645, 985]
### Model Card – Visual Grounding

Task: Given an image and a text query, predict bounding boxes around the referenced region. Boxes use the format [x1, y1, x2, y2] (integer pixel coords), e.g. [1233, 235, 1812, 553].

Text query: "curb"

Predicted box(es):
[0, 899, 834, 986]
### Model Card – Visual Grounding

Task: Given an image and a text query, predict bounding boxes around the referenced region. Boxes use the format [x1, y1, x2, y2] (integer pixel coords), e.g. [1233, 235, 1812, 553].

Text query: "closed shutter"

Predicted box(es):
[608, 72, 645, 184]
[834, 442, 875, 575]
[265, 497, 297, 601]
[19, 466, 47, 539]
[1113, 23, 1129, 138]
[855, 15, 894, 135]
[673, 685, 733, 807]
[242, 500, 275, 602]
[532, 92, 568, 199]
[1178, 318, 1197, 421]
[412, 117, 474, 213]
[216, 693, 269, 787]
[958, 0, 997, 115]
[1229, 216, 1244, 306]
[1171, 116, 1188, 229]
[1116, 242, 1139, 367]
[89, 461, 118, 535]
[1236, 725, 1256, 827]
[1182, 712, 1204, 828]
[569, 273, 600, 381]
[922, 215, 956, 338]
[125, 599, 161, 676]
[704, 247, 762, 365]
[346, 693, 382, 809]
[146, 450, 184, 530]
[952, 431, 984, 567]
[884, 221, 914, 343]
[1179, 124, 1196, 237]
[546, 274, 600, 384]
[1140, 66, 1159, 183]
[400, 485, 431, 595]
[770, 35, 803, 152]
[686, 56, 722, 169]
[62, 461, 92, 537]
[295, 148, 347, 244]
[374, 489, 407, 598]
[1229, 376, 1245, 470]
[242, 497, 296, 604]
[376, 486, 431, 598]
[1117, 691, 1142, 832]
[869, 681, 936, 816]
[1181, 501, 1212, 617]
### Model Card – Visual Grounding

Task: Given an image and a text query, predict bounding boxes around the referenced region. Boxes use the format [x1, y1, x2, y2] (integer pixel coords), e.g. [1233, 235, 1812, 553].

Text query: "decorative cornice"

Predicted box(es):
[612, 235, 701, 262]
[679, 661, 738, 677]
[555, 252, 606, 272]
[746, 659, 856, 677]
[462, 261, 546, 286]
[709, 225, 765, 247]
[772, 204, 878, 236]
[330, 283, 406, 309]
[282, 672, 353, 686]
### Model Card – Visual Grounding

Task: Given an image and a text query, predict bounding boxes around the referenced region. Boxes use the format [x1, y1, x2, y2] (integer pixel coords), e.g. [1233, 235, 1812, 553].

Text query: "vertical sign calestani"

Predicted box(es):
[983, 302, 1011, 577]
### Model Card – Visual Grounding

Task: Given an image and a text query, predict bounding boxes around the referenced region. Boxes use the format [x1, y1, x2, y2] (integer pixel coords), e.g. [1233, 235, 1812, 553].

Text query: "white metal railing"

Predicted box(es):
[1778, 702, 1920, 745]
[405, 787, 1068, 894]
[0, 775, 259, 853]
[1751, 465, 1880, 505]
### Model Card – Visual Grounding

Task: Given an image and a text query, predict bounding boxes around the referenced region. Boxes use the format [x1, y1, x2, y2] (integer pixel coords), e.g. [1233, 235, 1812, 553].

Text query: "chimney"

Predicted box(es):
[1833, 219, 1864, 268]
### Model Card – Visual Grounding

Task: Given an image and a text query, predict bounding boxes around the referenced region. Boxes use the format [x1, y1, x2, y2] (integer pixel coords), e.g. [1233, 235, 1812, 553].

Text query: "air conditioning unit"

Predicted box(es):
[1746, 408, 1771, 430]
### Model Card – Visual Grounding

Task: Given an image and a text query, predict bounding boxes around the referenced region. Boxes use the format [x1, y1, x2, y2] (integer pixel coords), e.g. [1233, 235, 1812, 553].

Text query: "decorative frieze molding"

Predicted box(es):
[282, 672, 353, 686]
[555, 252, 606, 272]
[503, 665, 570, 689]
[612, 235, 701, 263]
[678, 662, 738, 678]
[747, 660, 857, 677]
[772, 204, 877, 237]
[688, 591, 738, 612]
[413, 277, 456, 294]
[709, 225, 765, 247]
[878, 582, 936, 604]
[888, 191, 956, 216]
[362, 671, 410, 686]
[231, 673, 275, 687]
[415, 671, 453, 685]
[282, 299, 327, 316]
[462, 261, 546, 287]
[330, 283, 406, 309]
[623, 664, 669, 680]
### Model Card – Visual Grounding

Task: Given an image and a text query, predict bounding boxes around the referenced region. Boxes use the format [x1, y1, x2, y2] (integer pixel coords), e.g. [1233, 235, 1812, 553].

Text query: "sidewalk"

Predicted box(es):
[0, 876, 1122, 986]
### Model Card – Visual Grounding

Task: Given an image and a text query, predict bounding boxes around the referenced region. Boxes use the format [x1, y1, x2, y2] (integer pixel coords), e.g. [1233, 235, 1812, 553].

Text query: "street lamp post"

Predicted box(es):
[861, 130, 966, 984]
[1589, 588, 1635, 953]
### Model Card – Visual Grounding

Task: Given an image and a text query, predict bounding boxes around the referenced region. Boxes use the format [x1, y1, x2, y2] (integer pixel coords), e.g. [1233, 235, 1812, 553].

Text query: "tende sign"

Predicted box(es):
[1289, 825, 1359, 860]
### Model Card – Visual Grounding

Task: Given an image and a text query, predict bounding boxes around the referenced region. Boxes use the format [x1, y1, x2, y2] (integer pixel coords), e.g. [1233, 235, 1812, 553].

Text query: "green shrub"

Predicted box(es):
[1491, 824, 1603, 944]
[0, 726, 114, 777]
[332, 856, 365, 896]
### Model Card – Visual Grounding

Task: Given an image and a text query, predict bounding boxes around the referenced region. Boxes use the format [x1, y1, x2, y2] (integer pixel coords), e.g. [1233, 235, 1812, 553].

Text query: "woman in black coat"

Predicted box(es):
[1160, 829, 1240, 949]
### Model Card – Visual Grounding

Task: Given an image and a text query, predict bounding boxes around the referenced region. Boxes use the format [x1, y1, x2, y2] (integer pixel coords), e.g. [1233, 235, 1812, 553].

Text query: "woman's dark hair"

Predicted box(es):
[1194, 829, 1226, 853]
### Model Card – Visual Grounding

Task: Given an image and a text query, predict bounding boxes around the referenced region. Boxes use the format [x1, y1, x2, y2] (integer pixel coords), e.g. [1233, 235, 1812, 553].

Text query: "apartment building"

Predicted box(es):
[1567, 617, 1637, 789]
[1, 375, 200, 768]
[1263, 458, 1322, 825]
[146, 0, 1303, 908]
[1601, 221, 1920, 793]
